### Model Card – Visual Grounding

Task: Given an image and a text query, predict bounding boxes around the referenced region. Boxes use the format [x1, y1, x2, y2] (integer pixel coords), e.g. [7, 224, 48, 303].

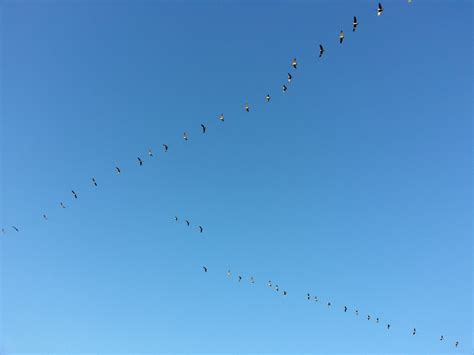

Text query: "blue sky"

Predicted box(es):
[0, 0, 472, 353]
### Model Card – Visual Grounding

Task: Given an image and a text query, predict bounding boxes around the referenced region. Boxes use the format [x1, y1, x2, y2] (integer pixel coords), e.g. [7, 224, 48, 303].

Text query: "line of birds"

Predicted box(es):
[175, 216, 204, 233]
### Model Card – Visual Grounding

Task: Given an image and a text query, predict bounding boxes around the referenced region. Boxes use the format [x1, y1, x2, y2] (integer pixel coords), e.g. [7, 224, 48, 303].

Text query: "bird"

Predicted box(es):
[367, 315, 371, 321]
[355, 310, 359, 316]
[412, 328, 416, 336]
[376, 318, 379, 323]
[12, 226, 19, 232]
[307, 293, 311, 300]
[203, 266, 208, 273]
[440, 335, 444, 341]
[43, 214, 48, 220]
[265, 94, 271, 102]
[163, 144, 169, 152]
[268, 280, 272, 287]
[72, 190, 78, 199]
[60, 202, 66, 209]
[250, 276, 255, 284]
[319, 44, 325, 58]
[201, 124, 206, 133]
[218, 114, 224, 122]
[245, 102, 249, 112]
[137, 157, 143, 166]
[344, 306, 348, 312]
[116, 166, 121, 174]
[387, 324, 391, 330]
[1, 228, 5, 234]
[227, 270, 231, 277]
[314, 296, 318, 302]
[174, 216, 178, 222]
[353, 16, 358, 32]
[238, 276, 242, 282]
[455, 341, 459, 348]
[327, 302, 331, 307]
[339, 30, 345, 44]
[275, 285, 279, 292]
[183, 132, 188, 141]
[282, 84, 287, 92]
[199, 226, 203, 233]
[185, 220, 190, 226]
[377, 2, 384, 16]
[287, 73, 292, 82]
[148, 149, 153, 157]
[291, 58, 297, 69]
[283, 291, 287, 296]
[92, 177, 97, 186]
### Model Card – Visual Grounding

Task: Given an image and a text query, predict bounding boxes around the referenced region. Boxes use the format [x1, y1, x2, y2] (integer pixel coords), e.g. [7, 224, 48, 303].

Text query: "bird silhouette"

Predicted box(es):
[137, 157, 143, 166]
[12, 226, 19, 232]
[163, 144, 169, 152]
[238, 275, 242, 282]
[327, 302, 331, 307]
[412, 328, 416, 336]
[353, 16, 358, 31]
[218, 114, 224, 122]
[43, 214, 48, 220]
[183, 132, 188, 141]
[440, 335, 444, 341]
[92, 177, 97, 186]
[339, 30, 345, 44]
[72, 190, 78, 199]
[60, 202, 66, 209]
[201, 124, 206, 134]
[268, 280, 272, 287]
[185, 220, 190, 226]
[344, 306, 348, 312]
[314, 296, 318, 302]
[355, 310, 359, 316]
[319, 44, 325, 58]
[307, 293, 311, 300]
[148, 149, 153, 157]
[282, 84, 288, 92]
[387, 324, 391, 330]
[265, 94, 271, 102]
[199, 226, 203, 233]
[174, 216, 178, 222]
[250, 276, 255, 284]
[377, 2, 384, 16]
[283, 291, 287, 296]
[245, 102, 250, 112]
[275, 285, 279, 292]
[291, 58, 297, 69]
[287, 73, 292, 82]
[367, 315, 371, 321]
[203, 266, 208, 273]
[455, 341, 459, 348]
[116, 166, 121, 174]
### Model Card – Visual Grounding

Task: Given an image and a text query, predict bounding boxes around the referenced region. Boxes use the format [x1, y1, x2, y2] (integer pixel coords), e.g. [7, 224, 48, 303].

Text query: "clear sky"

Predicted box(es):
[0, 0, 472, 353]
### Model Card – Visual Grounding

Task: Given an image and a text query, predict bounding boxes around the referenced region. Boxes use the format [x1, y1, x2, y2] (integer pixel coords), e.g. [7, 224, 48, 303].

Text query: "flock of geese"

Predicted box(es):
[1, 0, 462, 350]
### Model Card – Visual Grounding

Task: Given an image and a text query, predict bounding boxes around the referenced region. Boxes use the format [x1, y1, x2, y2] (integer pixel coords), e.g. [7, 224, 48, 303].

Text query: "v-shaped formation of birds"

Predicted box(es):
[1, 1, 462, 350]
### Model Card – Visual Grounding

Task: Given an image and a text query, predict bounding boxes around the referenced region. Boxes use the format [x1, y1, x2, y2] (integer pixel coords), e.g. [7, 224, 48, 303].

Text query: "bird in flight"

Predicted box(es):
[1, 228, 5, 234]
[148, 149, 153, 157]
[12, 226, 19, 232]
[353, 16, 358, 32]
[287, 73, 292, 82]
[174, 216, 178, 222]
[377, 2, 384, 16]
[163, 144, 169, 152]
[250, 276, 255, 284]
[355, 310, 359, 316]
[314, 296, 318, 302]
[60, 202, 66, 209]
[344, 306, 348, 312]
[376, 318, 379, 323]
[412, 328, 416, 336]
[275, 285, 279, 292]
[339, 30, 345, 44]
[282, 85, 287, 93]
[268, 280, 272, 287]
[291, 58, 297, 69]
[307, 293, 311, 300]
[265, 94, 271, 102]
[440, 335, 444, 341]
[183, 132, 188, 141]
[72, 190, 78, 199]
[185, 220, 190, 226]
[116, 166, 121, 174]
[137, 157, 143, 166]
[387, 324, 391, 330]
[283, 291, 287, 296]
[327, 302, 331, 307]
[238, 275, 242, 282]
[245, 102, 250, 112]
[203, 266, 208, 273]
[219, 114, 225, 122]
[199, 226, 203, 233]
[43, 214, 48, 220]
[319, 44, 325, 58]
[201, 124, 206, 134]
[455, 341, 459, 348]
[367, 315, 371, 321]
[92, 177, 97, 187]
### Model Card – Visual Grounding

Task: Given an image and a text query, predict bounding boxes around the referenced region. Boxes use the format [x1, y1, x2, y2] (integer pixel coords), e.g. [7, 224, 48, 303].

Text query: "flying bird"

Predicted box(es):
[287, 73, 292, 82]
[353, 16, 358, 31]
[282, 84, 287, 92]
[201, 124, 206, 133]
[440, 335, 444, 341]
[268, 280, 272, 287]
[387, 324, 391, 330]
[199, 225, 203, 233]
[344, 306, 348, 312]
[219, 114, 224, 122]
[327, 302, 331, 307]
[183, 132, 188, 141]
[314, 296, 318, 302]
[355, 310, 359, 316]
[319, 44, 325, 58]
[455, 341, 459, 348]
[367, 315, 371, 321]
[376, 318, 379, 323]
[148, 149, 153, 157]
[92, 177, 97, 186]
[12, 226, 19, 232]
[339, 30, 345, 44]
[245, 102, 250, 112]
[163, 144, 169, 152]
[275, 285, 279, 292]
[265, 94, 271, 102]
[1, 228, 5, 234]
[72, 190, 78, 199]
[283, 291, 287, 296]
[203, 266, 208, 273]
[174, 216, 178, 222]
[116, 166, 121, 174]
[238, 275, 242, 282]
[137, 157, 143, 166]
[412, 328, 416, 336]
[307, 293, 311, 300]
[377, 2, 384, 16]
[60, 202, 66, 209]
[291, 58, 297, 69]
[250, 276, 255, 284]
[185, 220, 190, 226]
[43, 214, 48, 220]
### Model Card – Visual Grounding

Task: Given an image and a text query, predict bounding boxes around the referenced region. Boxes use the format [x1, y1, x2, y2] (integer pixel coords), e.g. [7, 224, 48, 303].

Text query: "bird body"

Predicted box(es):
[183, 132, 188, 141]
[174, 216, 178, 222]
[344, 306, 348, 312]
[148, 149, 153, 157]
[377, 2, 383, 16]
[250, 276, 255, 284]
[163, 144, 169, 152]
[412, 328, 416, 335]
[60, 202, 66, 209]
[219, 114, 224, 122]
[245, 103, 249, 112]
[72, 190, 78, 199]
[201, 124, 206, 133]
[199, 225, 203, 233]
[283, 291, 287, 296]
[265, 94, 271, 102]
[287, 73, 292, 82]
[282, 84, 287, 92]
[12, 226, 19, 232]
[92, 177, 97, 186]
[137, 157, 143, 166]
[307, 293, 311, 300]
[353, 16, 358, 31]
[291, 58, 297, 69]
[319, 44, 325, 58]
[203, 266, 208, 272]
[339, 30, 345, 44]
[116, 166, 121, 174]
[43, 214, 48, 220]
[185, 220, 190, 226]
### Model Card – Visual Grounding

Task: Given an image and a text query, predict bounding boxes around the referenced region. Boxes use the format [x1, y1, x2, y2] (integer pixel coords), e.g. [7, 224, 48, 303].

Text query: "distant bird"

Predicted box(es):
[291, 58, 297, 69]
[287, 73, 292, 82]
[238, 275, 242, 282]
[148, 149, 153, 157]
[60, 202, 66, 209]
[183, 132, 188, 141]
[307, 293, 311, 300]
[1, 228, 5, 234]
[387, 324, 391, 330]
[455, 341, 459, 348]
[265, 94, 271, 102]
[201, 124, 206, 133]
[376, 318, 379, 323]
[344, 306, 348, 312]
[163, 144, 169, 152]
[282, 84, 287, 93]
[43, 214, 48, 220]
[319, 44, 325, 58]
[174, 216, 178, 222]
[367, 315, 371, 321]
[245, 102, 250, 112]
[275, 285, 279, 292]
[377, 2, 384, 16]
[339, 30, 345, 44]
[203, 266, 208, 273]
[250, 276, 255, 284]
[353, 16, 358, 31]
[440, 335, 444, 341]
[92, 177, 97, 186]
[327, 302, 331, 307]
[185, 220, 190, 226]
[412, 328, 416, 336]
[314, 296, 318, 302]
[227, 270, 231, 277]
[116, 166, 121, 174]
[72, 190, 78, 199]
[12, 226, 19, 232]
[137, 157, 143, 166]
[283, 291, 287, 296]
[355, 310, 359, 316]
[218, 114, 225, 122]
[199, 225, 203, 233]
[268, 280, 272, 287]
